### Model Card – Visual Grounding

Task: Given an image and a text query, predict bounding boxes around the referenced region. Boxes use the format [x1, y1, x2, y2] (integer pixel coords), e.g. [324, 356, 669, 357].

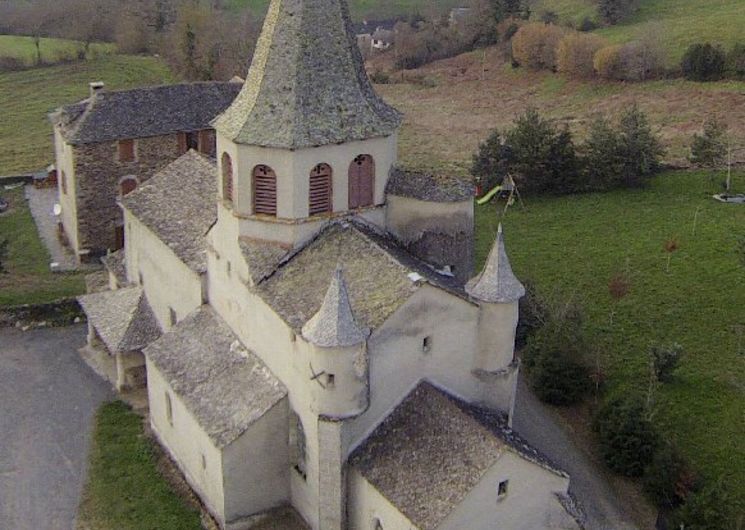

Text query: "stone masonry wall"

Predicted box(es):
[73, 134, 182, 256]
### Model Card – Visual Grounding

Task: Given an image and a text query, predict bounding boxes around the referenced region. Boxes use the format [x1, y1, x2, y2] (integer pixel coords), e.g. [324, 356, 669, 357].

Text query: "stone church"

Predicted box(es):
[74, 0, 581, 528]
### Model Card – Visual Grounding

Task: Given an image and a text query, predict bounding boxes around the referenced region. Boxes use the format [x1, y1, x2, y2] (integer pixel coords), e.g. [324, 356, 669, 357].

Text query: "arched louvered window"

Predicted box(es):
[120, 176, 138, 196]
[221, 153, 233, 204]
[309, 163, 333, 216]
[253, 165, 277, 216]
[348, 155, 374, 209]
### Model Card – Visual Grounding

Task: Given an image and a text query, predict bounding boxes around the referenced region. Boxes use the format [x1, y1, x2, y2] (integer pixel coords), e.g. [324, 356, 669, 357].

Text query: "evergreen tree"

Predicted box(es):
[618, 104, 664, 187]
[690, 118, 727, 168]
[582, 114, 624, 190]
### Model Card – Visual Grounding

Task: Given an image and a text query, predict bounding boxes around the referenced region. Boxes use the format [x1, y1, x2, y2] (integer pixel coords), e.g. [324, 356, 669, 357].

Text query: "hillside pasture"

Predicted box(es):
[0, 35, 115, 67]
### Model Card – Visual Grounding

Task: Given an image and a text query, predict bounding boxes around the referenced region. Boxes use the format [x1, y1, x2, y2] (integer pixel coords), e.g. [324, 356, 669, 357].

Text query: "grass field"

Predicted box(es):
[77, 401, 202, 530]
[225, 0, 463, 18]
[475, 169, 745, 514]
[0, 35, 115, 67]
[532, 0, 745, 63]
[374, 49, 745, 174]
[0, 55, 175, 175]
[0, 187, 85, 306]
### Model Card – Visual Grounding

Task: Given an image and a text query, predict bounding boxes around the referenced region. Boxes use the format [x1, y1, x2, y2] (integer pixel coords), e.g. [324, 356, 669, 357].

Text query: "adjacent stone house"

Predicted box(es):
[49, 80, 241, 262]
[76, 0, 581, 528]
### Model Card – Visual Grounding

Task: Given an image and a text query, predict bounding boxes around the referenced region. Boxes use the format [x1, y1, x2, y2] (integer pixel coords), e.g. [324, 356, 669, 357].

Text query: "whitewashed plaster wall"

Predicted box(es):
[348, 468, 418, 530]
[54, 128, 80, 253]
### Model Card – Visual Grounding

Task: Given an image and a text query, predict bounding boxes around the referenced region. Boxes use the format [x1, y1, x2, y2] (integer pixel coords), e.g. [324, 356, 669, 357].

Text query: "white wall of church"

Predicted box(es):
[123, 210, 205, 329]
[439, 452, 576, 530]
[216, 132, 398, 220]
[222, 399, 291, 523]
[347, 469, 417, 530]
[385, 195, 473, 244]
[147, 360, 227, 524]
[54, 129, 80, 253]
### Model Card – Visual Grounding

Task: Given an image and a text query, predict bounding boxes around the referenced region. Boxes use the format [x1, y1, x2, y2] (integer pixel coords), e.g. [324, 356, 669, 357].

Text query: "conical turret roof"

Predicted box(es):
[466, 224, 525, 303]
[302, 267, 369, 348]
[212, 0, 402, 149]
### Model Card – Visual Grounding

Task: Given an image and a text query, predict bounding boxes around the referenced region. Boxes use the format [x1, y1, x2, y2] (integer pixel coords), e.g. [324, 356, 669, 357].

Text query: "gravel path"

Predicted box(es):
[0, 325, 113, 530]
[25, 185, 78, 271]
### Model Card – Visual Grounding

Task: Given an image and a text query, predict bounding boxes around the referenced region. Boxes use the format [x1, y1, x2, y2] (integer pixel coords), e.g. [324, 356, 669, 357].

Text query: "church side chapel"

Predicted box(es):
[76, 0, 581, 528]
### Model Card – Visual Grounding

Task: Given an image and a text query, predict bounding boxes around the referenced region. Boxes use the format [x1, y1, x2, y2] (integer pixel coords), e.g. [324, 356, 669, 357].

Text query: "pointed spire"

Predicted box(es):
[466, 224, 525, 303]
[212, 0, 401, 149]
[302, 267, 369, 348]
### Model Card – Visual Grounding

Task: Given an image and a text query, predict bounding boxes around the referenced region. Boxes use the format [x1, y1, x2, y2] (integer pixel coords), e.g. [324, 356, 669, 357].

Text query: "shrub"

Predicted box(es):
[681, 43, 727, 81]
[515, 279, 548, 349]
[581, 114, 625, 190]
[557, 32, 606, 78]
[597, 0, 636, 26]
[511, 23, 565, 70]
[690, 118, 727, 168]
[471, 130, 512, 191]
[619, 37, 667, 81]
[649, 342, 684, 383]
[726, 43, 745, 80]
[523, 297, 591, 405]
[369, 70, 391, 84]
[617, 103, 665, 187]
[593, 45, 624, 80]
[539, 10, 559, 25]
[594, 396, 658, 476]
[669, 480, 733, 530]
[643, 443, 694, 508]
[578, 16, 598, 32]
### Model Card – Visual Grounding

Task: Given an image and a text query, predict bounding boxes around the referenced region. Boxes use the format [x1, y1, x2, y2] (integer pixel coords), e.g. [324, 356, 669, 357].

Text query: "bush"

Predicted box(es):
[690, 118, 727, 168]
[669, 480, 734, 530]
[515, 279, 548, 349]
[578, 17, 598, 32]
[593, 45, 624, 80]
[369, 70, 391, 84]
[581, 114, 625, 190]
[598, 0, 636, 25]
[643, 443, 694, 508]
[511, 23, 565, 70]
[539, 10, 559, 25]
[594, 396, 658, 476]
[522, 297, 591, 405]
[726, 43, 745, 80]
[557, 32, 606, 78]
[471, 130, 512, 191]
[617, 104, 665, 186]
[619, 37, 667, 81]
[681, 43, 727, 81]
[649, 342, 684, 383]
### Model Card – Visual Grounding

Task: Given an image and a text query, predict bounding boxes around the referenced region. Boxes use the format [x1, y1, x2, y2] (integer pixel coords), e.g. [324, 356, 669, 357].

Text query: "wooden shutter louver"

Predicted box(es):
[120, 177, 137, 196]
[253, 165, 277, 216]
[221, 153, 233, 203]
[309, 163, 332, 216]
[348, 155, 374, 209]
[118, 139, 135, 162]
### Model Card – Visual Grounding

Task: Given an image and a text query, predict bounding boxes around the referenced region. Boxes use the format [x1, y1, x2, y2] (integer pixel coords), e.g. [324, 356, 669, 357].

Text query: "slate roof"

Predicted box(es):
[144, 306, 287, 449]
[255, 220, 466, 333]
[212, 0, 402, 149]
[51, 81, 242, 145]
[101, 249, 127, 286]
[350, 382, 567, 530]
[466, 224, 525, 303]
[386, 167, 475, 203]
[239, 238, 292, 285]
[78, 287, 161, 354]
[301, 267, 369, 348]
[120, 151, 217, 274]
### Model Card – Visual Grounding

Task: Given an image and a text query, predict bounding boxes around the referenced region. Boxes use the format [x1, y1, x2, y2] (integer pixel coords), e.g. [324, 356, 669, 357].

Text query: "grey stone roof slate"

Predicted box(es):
[301, 267, 369, 348]
[101, 249, 128, 286]
[466, 224, 525, 303]
[52, 82, 242, 145]
[78, 287, 161, 354]
[386, 167, 475, 203]
[239, 238, 291, 285]
[121, 151, 217, 273]
[212, 0, 402, 149]
[255, 220, 465, 333]
[350, 382, 568, 530]
[144, 306, 287, 449]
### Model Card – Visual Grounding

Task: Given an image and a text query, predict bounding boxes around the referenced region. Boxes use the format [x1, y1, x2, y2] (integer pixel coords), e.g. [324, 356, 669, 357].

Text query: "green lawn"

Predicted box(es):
[476, 169, 745, 513]
[77, 401, 202, 530]
[0, 54, 175, 175]
[0, 35, 115, 67]
[0, 187, 85, 306]
[533, 0, 745, 63]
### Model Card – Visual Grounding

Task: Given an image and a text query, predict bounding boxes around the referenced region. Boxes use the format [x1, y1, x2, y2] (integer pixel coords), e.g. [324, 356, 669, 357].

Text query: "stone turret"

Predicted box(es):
[212, 0, 402, 249]
[302, 267, 369, 418]
[466, 224, 525, 372]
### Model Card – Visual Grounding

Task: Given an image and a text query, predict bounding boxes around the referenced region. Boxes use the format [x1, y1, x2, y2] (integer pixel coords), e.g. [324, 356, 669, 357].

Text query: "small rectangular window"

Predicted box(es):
[422, 336, 432, 353]
[118, 139, 135, 162]
[201, 454, 207, 470]
[169, 307, 177, 327]
[226, 261, 232, 277]
[326, 373, 335, 388]
[497, 479, 509, 499]
[165, 392, 173, 426]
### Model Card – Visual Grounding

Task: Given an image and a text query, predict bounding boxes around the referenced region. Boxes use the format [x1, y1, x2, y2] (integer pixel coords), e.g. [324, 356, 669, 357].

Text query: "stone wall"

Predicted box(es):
[73, 134, 182, 256]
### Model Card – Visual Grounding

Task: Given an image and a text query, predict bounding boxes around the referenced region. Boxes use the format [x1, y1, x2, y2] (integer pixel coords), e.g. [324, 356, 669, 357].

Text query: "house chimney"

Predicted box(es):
[89, 81, 105, 99]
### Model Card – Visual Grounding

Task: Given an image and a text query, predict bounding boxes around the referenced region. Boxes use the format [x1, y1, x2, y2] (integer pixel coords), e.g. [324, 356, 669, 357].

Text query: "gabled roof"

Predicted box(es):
[301, 267, 369, 348]
[77, 287, 161, 354]
[386, 167, 475, 202]
[144, 306, 287, 449]
[255, 220, 466, 333]
[101, 249, 128, 287]
[350, 382, 567, 530]
[120, 151, 217, 274]
[51, 81, 242, 145]
[212, 0, 401, 149]
[466, 224, 525, 303]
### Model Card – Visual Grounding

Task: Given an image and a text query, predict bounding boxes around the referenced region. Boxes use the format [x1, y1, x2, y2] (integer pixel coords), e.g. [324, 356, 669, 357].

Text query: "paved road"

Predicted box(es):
[0, 325, 113, 530]
[513, 377, 640, 530]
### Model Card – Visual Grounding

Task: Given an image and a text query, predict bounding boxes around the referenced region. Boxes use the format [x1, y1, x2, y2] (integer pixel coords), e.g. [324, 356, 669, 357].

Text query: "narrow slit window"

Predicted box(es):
[497, 479, 509, 499]
[165, 392, 173, 426]
[422, 336, 432, 353]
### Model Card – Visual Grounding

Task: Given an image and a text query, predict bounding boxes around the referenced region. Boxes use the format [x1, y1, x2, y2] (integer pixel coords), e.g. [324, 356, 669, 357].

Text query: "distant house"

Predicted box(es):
[371, 28, 395, 51]
[449, 6, 473, 27]
[354, 18, 398, 56]
[48, 80, 242, 263]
